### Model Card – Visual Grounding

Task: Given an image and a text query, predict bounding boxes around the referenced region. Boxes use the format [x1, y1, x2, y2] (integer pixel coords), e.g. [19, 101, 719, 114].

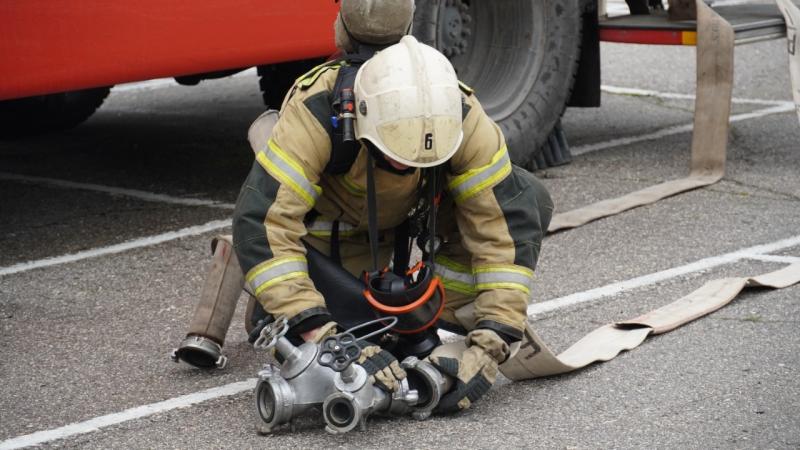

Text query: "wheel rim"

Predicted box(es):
[439, 0, 546, 119]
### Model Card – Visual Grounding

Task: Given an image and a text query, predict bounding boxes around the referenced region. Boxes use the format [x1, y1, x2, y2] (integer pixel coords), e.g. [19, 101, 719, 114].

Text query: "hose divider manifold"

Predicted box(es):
[253, 316, 453, 434]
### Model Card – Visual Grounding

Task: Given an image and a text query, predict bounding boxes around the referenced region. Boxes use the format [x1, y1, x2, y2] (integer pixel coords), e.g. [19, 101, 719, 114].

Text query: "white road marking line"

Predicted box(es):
[571, 103, 796, 156]
[0, 380, 257, 450]
[601, 85, 792, 106]
[0, 220, 230, 277]
[743, 254, 800, 264]
[0, 172, 235, 210]
[3, 234, 798, 448]
[112, 68, 257, 93]
[527, 234, 800, 317]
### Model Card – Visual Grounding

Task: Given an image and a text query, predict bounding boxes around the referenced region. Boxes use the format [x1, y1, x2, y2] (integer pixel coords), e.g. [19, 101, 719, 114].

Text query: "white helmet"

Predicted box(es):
[354, 36, 464, 168]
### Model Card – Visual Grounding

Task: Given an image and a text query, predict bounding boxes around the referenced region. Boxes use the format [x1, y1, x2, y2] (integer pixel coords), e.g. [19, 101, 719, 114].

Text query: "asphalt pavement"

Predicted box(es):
[1, 30, 799, 449]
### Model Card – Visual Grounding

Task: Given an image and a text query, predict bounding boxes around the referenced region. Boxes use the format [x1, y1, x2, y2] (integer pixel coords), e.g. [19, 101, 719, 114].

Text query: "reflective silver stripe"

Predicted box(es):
[249, 260, 308, 293]
[435, 265, 474, 285]
[307, 219, 358, 236]
[448, 147, 511, 202]
[257, 140, 320, 207]
[475, 270, 533, 291]
[434, 265, 476, 294]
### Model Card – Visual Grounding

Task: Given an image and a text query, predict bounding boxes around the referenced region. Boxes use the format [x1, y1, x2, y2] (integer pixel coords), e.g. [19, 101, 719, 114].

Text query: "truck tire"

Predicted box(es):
[258, 58, 327, 109]
[413, 0, 582, 170]
[0, 87, 111, 138]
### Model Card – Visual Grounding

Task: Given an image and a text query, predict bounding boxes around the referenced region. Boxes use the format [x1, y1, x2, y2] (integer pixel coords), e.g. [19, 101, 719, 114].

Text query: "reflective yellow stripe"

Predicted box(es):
[441, 278, 477, 295]
[473, 265, 534, 277]
[435, 255, 472, 273]
[307, 218, 360, 238]
[474, 282, 531, 295]
[253, 271, 307, 297]
[447, 146, 512, 203]
[246, 256, 309, 296]
[474, 265, 534, 295]
[339, 174, 366, 197]
[434, 255, 476, 295]
[256, 139, 322, 207]
[296, 61, 345, 89]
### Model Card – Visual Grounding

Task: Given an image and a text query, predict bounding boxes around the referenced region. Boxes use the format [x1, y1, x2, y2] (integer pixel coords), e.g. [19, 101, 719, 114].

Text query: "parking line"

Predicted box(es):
[0, 220, 230, 277]
[601, 85, 791, 106]
[2, 234, 798, 449]
[571, 103, 796, 156]
[0, 172, 235, 210]
[0, 380, 257, 450]
[744, 254, 800, 264]
[527, 234, 800, 317]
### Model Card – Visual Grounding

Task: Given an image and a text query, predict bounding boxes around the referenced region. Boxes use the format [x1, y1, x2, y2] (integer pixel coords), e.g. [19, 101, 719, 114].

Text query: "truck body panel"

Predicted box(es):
[0, 1, 338, 100]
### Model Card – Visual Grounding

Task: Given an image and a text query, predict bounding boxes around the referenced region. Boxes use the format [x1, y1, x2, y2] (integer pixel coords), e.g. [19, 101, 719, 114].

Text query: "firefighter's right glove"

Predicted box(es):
[356, 342, 407, 393]
[428, 329, 510, 414]
[303, 321, 339, 344]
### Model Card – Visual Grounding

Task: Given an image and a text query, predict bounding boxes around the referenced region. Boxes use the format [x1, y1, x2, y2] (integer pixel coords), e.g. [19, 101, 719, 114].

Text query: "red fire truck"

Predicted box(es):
[0, 1, 786, 169]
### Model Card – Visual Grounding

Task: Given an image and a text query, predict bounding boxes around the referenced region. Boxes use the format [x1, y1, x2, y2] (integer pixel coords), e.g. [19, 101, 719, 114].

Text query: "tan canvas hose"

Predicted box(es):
[500, 263, 800, 379]
[500, 1, 800, 380]
[548, 1, 732, 233]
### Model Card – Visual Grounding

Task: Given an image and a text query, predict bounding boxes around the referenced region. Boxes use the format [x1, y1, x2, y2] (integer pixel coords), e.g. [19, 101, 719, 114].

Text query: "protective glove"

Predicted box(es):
[356, 342, 407, 393]
[302, 321, 338, 344]
[428, 329, 510, 413]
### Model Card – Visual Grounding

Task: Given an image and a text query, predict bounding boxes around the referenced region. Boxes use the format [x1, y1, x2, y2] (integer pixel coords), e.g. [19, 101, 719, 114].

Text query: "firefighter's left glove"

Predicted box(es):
[356, 342, 407, 393]
[428, 329, 510, 413]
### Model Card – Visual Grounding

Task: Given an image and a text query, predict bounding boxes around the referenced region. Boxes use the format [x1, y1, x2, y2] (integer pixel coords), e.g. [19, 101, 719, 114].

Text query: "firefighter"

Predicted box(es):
[173, 0, 553, 413]
[231, 36, 553, 412]
[171, 0, 419, 371]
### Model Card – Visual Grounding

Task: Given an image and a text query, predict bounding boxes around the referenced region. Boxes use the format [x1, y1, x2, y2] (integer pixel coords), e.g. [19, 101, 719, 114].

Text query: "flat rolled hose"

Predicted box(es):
[187, 236, 243, 345]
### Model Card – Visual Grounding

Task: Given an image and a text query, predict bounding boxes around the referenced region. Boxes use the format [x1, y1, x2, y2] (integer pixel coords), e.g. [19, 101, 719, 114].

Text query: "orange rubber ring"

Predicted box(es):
[391, 283, 447, 335]
[363, 276, 442, 314]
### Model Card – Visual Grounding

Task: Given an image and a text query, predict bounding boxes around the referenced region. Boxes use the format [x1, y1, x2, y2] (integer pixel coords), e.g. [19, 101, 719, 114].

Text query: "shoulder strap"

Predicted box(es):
[324, 48, 377, 174]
